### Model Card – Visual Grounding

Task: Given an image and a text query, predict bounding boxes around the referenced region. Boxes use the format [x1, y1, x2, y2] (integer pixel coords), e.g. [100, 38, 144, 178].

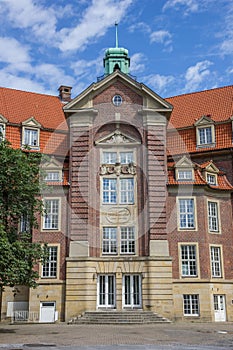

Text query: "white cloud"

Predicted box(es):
[59, 0, 133, 52]
[163, 0, 199, 15]
[1, 0, 58, 45]
[218, 3, 233, 56]
[184, 60, 213, 91]
[150, 30, 172, 51]
[143, 74, 175, 94]
[33, 64, 75, 91]
[130, 53, 146, 74]
[0, 69, 48, 94]
[128, 22, 151, 34]
[0, 37, 31, 66]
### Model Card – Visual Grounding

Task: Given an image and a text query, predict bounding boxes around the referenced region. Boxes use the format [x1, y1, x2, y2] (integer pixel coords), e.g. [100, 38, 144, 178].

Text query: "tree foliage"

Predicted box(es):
[0, 140, 47, 290]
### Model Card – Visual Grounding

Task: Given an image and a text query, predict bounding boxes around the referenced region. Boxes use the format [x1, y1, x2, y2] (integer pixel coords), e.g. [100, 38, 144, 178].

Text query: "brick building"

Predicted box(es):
[1, 39, 233, 323]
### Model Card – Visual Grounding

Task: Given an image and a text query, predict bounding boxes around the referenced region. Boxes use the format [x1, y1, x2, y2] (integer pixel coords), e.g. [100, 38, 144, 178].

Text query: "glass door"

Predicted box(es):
[98, 274, 115, 308]
[123, 274, 141, 308]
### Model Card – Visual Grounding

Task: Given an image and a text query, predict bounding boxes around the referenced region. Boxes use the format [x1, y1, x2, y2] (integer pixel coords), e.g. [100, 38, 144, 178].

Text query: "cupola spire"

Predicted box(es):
[115, 22, 118, 48]
[103, 23, 130, 76]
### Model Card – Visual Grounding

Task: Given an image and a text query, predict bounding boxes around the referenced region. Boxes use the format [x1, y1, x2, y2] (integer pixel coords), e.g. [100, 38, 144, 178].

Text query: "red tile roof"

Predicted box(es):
[167, 160, 233, 190]
[166, 85, 233, 129]
[0, 86, 67, 131]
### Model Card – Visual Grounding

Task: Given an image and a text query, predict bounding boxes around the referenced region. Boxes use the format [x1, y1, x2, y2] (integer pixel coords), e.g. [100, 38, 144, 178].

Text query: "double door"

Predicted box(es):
[97, 274, 141, 309]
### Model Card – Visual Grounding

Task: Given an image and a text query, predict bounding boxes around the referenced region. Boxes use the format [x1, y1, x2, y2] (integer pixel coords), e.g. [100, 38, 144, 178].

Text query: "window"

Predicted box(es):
[183, 294, 199, 316]
[120, 152, 133, 164]
[102, 226, 136, 255]
[181, 245, 197, 276]
[198, 127, 212, 145]
[103, 179, 117, 204]
[120, 178, 134, 204]
[207, 173, 217, 185]
[211, 246, 222, 277]
[178, 198, 195, 229]
[20, 214, 30, 233]
[120, 227, 135, 254]
[103, 227, 117, 254]
[177, 170, 193, 181]
[112, 95, 122, 106]
[208, 201, 219, 232]
[43, 199, 59, 230]
[102, 178, 134, 204]
[103, 152, 117, 164]
[45, 171, 60, 182]
[42, 246, 58, 278]
[102, 151, 133, 164]
[24, 128, 39, 147]
[0, 124, 5, 141]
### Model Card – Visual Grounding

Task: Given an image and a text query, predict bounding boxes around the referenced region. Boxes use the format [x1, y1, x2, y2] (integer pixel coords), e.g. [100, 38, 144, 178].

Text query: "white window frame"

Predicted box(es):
[196, 124, 215, 148]
[208, 201, 219, 233]
[210, 246, 222, 278]
[0, 123, 5, 141]
[177, 169, 193, 181]
[42, 198, 60, 231]
[102, 177, 134, 205]
[206, 173, 217, 185]
[102, 150, 134, 164]
[45, 171, 61, 182]
[97, 274, 116, 308]
[180, 245, 197, 277]
[120, 227, 135, 254]
[183, 294, 199, 316]
[177, 197, 196, 230]
[23, 127, 39, 148]
[102, 226, 136, 256]
[102, 227, 117, 254]
[122, 274, 142, 308]
[42, 246, 58, 279]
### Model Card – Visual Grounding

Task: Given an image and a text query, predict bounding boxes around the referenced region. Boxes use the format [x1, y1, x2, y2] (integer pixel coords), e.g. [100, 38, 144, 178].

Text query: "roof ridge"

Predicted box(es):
[165, 84, 233, 100]
[0, 86, 58, 99]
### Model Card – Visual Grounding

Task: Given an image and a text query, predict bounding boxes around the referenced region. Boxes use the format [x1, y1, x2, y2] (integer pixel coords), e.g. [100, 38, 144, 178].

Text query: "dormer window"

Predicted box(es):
[206, 173, 217, 185]
[177, 169, 193, 181]
[45, 171, 60, 182]
[175, 155, 194, 182]
[41, 156, 63, 183]
[24, 128, 39, 147]
[22, 117, 41, 149]
[194, 116, 215, 148]
[198, 127, 212, 145]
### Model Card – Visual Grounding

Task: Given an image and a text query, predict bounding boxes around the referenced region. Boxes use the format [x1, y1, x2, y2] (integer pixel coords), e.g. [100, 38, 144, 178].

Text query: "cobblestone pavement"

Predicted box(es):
[0, 322, 233, 349]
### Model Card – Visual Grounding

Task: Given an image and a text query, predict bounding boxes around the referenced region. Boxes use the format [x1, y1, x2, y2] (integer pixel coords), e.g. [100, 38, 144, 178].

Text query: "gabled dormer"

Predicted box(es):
[42, 156, 63, 182]
[194, 115, 215, 148]
[22, 117, 41, 149]
[0, 114, 8, 141]
[203, 161, 219, 186]
[174, 155, 195, 181]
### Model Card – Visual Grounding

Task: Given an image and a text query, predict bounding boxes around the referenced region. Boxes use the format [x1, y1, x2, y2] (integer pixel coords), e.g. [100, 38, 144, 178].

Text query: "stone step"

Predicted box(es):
[68, 311, 171, 324]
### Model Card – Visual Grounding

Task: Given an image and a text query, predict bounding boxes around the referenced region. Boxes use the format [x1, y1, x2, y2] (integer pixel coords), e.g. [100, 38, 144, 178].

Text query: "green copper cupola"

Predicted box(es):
[104, 23, 130, 76]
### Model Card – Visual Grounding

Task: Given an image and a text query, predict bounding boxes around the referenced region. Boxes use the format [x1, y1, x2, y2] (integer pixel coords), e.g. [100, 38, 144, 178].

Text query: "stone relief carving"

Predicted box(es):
[100, 163, 136, 176]
[105, 207, 131, 224]
[106, 130, 130, 144]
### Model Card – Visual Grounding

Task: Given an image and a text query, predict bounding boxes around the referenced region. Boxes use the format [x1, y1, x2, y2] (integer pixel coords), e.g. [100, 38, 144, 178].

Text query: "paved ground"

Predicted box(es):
[0, 322, 233, 349]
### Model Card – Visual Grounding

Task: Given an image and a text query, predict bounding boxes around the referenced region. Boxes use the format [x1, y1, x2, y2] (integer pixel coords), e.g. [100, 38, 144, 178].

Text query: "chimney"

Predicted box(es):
[58, 85, 72, 102]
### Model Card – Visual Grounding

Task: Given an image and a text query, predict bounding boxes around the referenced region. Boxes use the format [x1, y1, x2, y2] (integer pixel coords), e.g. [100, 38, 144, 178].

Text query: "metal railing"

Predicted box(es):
[11, 310, 39, 323]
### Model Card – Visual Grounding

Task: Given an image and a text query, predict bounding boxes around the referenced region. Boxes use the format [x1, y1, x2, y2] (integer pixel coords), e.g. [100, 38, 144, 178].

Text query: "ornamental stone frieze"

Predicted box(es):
[99, 163, 136, 176]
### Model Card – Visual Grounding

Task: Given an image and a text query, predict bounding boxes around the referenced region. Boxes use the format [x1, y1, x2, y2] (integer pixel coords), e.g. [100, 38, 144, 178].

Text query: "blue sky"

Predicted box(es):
[0, 0, 233, 98]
